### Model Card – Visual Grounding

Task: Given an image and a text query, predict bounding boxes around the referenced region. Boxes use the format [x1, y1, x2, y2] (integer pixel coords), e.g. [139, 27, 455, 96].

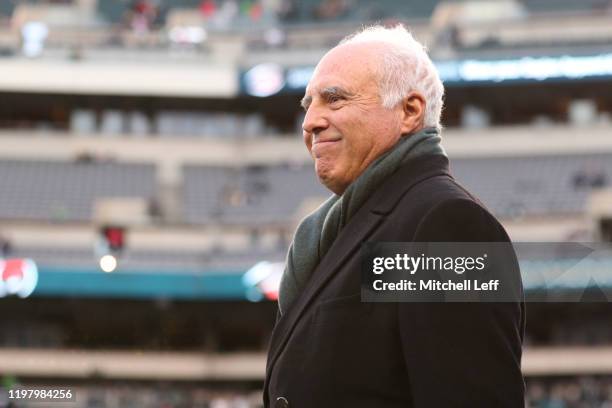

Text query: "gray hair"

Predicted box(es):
[340, 24, 444, 130]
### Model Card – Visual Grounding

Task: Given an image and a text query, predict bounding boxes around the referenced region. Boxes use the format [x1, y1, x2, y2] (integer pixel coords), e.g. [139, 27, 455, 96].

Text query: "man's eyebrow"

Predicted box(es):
[300, 87, 355, 111]
[300, 95, 312, 110]
[320, 86, 353, 100]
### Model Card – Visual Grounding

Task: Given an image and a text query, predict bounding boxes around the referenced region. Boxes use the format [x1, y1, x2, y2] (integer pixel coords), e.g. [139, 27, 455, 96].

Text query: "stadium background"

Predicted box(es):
[1, 0, 612, 406]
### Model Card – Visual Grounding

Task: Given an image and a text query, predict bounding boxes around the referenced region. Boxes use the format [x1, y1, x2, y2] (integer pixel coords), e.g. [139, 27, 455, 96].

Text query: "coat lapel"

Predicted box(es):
[265, 206, 385, 385]
[264, 155, 451, 399]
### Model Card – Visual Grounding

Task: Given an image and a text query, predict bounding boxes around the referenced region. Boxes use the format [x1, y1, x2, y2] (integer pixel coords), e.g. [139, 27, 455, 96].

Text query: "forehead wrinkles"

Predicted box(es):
[307, 57, 380, 100]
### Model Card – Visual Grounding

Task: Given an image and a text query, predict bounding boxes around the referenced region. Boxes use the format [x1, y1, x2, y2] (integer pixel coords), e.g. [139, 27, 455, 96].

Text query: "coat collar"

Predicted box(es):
[371, 154, 450, 215]
[264, 154, 450, 403]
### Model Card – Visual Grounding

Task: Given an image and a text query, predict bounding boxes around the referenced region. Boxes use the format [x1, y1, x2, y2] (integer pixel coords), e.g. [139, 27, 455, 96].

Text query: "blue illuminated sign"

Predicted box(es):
[241, 52, 612, 95]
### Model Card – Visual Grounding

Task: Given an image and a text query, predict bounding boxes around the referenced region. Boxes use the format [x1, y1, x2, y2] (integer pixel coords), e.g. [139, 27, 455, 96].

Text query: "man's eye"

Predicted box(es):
[328, 95, 342, 103]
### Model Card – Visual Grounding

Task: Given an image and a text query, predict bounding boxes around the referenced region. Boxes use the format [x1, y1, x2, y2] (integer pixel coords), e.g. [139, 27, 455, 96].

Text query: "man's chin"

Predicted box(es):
[316, 171, 346, 195]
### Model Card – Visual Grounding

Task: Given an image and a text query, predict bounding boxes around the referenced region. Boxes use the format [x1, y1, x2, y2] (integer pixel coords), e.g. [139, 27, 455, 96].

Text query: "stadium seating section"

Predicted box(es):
[0, 159, 155, 222]
[1, 153, 609, 226]
[453, 153, 611, 218]
[183, 162, 328, 225]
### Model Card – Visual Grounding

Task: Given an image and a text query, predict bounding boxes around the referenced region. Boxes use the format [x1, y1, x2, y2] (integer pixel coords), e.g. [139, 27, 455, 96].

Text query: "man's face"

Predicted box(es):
[301, 43, 404, 195]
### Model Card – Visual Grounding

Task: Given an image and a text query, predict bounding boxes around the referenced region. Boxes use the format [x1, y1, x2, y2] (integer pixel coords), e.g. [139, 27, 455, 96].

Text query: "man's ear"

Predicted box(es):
[400, 92, 426, 134]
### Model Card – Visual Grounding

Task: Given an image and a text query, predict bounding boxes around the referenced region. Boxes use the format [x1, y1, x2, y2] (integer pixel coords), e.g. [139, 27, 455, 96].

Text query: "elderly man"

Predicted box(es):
[264, 25, 525, 408]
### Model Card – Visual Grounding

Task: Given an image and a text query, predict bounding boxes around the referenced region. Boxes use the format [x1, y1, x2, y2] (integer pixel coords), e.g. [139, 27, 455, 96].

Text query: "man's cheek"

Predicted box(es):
[303, 133, 313, 154]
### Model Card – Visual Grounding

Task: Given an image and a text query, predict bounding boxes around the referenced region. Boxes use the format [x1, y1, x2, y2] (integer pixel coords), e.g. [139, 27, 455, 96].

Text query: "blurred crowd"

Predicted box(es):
[2, 377, 612, 408]
[527, 377, 612, 408]
[0, 381, 263, 408]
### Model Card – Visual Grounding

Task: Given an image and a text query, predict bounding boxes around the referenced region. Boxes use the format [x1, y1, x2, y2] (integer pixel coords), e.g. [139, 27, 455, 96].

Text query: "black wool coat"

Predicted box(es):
[264, 154, 525, 408]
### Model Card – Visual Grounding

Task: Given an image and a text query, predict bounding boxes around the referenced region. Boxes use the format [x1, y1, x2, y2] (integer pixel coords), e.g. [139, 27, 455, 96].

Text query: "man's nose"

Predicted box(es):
[302, 104, 329, 136]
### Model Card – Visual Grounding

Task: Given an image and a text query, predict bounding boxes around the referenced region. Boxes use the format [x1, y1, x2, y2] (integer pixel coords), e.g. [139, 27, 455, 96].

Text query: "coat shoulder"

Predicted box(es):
[391, 172, 485, 218]
[387, 173, 509, 243]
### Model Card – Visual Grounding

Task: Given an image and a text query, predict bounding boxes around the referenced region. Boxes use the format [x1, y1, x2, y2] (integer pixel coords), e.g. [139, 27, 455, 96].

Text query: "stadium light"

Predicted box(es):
[242, 261, 284, 301]
[99, 254, 118, 273]
[0, 258, 38, 298]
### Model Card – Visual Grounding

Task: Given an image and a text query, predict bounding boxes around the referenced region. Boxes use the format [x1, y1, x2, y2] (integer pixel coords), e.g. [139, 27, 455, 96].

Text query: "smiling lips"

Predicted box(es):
[312, 137, 341, 156]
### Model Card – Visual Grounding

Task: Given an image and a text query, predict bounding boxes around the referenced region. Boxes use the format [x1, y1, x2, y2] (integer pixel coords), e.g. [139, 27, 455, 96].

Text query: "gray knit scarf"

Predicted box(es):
[278, 127, 446, 314]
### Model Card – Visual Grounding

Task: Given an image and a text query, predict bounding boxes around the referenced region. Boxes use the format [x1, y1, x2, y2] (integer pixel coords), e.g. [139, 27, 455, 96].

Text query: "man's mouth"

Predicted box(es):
[314, 139, 339, 146]
[312, 137, 341, 156]
[313, 137, 341, 146]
